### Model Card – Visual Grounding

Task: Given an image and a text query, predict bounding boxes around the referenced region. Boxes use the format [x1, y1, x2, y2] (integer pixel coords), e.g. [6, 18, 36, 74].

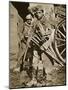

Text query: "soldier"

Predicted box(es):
[17, 14, 35, 85]
[27, 5, 55, 86]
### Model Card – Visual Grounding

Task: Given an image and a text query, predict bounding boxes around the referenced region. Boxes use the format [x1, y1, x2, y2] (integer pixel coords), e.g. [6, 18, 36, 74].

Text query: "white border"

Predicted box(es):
[0, 0, 68, 90]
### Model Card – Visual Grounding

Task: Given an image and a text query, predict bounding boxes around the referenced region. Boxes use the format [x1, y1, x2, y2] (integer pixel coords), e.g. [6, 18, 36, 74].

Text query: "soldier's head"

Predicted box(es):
[34, 5, 44, 20]
[25, 14, 33, 25]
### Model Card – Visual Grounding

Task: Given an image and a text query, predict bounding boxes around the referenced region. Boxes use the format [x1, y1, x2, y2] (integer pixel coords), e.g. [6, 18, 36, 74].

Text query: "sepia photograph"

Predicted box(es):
[9, 1, 66, 89]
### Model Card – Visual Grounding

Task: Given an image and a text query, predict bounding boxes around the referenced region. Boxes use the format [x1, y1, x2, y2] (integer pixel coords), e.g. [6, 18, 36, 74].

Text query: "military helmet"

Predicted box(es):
[33, 5, 44, 13]
[25, 14, 32, 20]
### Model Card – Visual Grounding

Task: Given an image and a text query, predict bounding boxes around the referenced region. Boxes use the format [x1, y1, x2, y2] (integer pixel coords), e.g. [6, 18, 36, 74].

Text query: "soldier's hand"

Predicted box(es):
[40, 46, 44, 51]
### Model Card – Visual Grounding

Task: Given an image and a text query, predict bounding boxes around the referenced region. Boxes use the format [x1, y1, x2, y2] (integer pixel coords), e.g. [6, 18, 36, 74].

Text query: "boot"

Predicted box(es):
[26, 69, 37, 86]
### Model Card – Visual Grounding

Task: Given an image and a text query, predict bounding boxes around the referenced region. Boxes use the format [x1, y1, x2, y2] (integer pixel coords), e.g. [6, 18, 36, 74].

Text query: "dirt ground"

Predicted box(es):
[9, 66, 66, 89]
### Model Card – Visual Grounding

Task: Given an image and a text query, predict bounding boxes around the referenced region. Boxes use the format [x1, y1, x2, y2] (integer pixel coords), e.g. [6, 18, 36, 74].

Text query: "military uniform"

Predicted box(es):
[20, 22, 34, 74]
[32, 15, 53, 66]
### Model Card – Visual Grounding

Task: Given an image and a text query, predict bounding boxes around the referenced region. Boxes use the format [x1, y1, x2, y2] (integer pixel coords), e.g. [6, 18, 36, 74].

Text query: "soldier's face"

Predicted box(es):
[35, 11, 44, 20]
[26, 19, 32, 25]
